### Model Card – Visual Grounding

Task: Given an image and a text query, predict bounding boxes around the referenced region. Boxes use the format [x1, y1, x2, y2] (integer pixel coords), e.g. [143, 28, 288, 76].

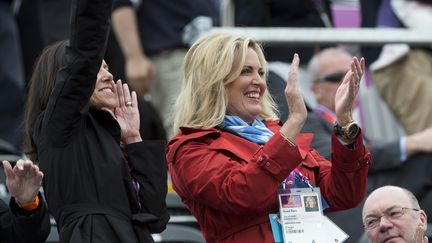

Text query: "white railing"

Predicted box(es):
[209, 27, 432, 46]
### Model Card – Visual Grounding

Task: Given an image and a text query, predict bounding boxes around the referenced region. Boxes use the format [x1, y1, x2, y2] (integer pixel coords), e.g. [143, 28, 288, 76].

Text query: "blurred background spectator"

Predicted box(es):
[111, 0, 220, 138]
[360, 0, 432, 134]
[234, 0, 333, 63]
[0, 0, 25, 152]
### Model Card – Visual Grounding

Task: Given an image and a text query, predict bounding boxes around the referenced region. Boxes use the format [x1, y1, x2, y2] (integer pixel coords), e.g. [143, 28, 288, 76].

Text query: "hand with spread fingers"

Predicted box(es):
[113, 80, 141, 144]
[2, 159, 43, 205]
[334, 56, 365, 126]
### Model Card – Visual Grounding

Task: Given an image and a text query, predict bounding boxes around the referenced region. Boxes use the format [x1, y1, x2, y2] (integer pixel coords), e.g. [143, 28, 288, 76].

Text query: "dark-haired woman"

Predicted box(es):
[23, 0, 169, 242]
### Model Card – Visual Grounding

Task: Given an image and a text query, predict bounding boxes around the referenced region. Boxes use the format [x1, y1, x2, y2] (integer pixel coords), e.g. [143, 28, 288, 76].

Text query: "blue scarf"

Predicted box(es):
[219, 115, 329, 210]
[219, 116, 274, 145]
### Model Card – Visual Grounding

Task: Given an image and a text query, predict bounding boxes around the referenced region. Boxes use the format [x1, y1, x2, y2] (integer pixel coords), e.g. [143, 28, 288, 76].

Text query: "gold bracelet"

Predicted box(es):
[279, 131, 297, 147]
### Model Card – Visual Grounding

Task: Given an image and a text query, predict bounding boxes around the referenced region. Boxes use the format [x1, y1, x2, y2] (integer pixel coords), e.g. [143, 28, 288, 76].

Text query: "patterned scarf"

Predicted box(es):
[219, 116, 274, 145]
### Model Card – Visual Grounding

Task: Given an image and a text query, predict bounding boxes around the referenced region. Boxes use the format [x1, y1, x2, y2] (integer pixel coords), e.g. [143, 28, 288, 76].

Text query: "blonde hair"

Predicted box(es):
[173, 33, 279, 133]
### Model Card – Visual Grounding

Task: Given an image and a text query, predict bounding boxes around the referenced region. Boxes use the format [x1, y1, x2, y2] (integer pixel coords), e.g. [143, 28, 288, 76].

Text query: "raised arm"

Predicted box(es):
[41, 0, 113, 144]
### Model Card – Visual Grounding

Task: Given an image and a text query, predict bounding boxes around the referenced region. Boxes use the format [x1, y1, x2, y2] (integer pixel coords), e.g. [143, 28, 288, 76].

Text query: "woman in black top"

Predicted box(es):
[22, 0, 169, 242]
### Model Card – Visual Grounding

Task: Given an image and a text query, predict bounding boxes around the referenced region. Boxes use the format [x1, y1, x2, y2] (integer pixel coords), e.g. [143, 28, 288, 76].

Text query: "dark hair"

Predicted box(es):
[23, 40, 68, 161]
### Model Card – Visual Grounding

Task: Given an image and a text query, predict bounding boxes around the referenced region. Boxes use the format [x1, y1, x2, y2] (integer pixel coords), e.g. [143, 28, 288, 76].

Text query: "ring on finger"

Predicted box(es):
[126, 101, 133, 107]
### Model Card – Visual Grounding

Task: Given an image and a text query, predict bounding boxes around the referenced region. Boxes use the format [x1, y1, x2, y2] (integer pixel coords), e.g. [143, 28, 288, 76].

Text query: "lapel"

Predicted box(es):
[209, 131, 261, 162]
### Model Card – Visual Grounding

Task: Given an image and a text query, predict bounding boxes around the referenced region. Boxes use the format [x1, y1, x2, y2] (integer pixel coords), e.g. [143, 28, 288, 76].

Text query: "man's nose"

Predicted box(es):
[378, 216, 394, 232]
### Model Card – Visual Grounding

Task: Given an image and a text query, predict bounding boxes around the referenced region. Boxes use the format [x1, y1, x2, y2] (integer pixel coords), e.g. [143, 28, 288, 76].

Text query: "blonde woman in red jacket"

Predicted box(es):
[167, 33, 370, 243]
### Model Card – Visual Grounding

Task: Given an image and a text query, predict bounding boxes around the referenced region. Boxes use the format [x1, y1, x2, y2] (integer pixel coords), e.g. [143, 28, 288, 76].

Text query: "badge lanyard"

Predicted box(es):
[272, 168, 347, 243]
[281, 168, 314, 191]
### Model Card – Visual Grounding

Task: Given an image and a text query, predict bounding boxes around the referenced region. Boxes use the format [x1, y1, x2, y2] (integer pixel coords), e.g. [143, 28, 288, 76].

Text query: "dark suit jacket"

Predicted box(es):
[302, 111, 432, 242]
[302, 112, 403, 171]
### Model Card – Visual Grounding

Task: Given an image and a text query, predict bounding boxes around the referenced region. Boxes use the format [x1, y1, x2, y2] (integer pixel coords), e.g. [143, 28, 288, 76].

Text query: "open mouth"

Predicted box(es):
[99, 87, 113, 93]
[245, 91, 260, 101]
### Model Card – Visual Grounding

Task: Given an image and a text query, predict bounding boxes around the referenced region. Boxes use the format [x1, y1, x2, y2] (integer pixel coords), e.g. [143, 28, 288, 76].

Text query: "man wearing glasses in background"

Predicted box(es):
[362, 185, 428, 243]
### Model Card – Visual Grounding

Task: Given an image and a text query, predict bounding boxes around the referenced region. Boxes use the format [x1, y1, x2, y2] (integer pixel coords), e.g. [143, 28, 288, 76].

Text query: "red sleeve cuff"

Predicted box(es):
[331, 129, 371, 172]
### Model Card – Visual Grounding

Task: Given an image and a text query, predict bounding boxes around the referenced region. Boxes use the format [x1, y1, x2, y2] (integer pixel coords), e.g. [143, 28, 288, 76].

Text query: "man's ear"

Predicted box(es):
[419, 210, 428, 230]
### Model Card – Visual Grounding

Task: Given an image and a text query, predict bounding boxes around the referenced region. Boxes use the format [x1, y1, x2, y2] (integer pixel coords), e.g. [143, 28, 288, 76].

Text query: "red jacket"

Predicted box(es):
[167, 120, 371, 243]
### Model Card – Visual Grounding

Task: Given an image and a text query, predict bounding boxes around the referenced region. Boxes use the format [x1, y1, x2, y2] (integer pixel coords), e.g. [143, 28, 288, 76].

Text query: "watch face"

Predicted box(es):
[345, 123, 359, 139]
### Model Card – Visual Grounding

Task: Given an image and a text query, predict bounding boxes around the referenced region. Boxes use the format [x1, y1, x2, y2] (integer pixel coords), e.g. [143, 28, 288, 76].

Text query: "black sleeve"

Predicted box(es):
[368, 140, 403, 172]
[4, 194, 51, 243]
[41, 0, 112, 147]
[0, 199, 14, 242]
[127, 141, 170, 233]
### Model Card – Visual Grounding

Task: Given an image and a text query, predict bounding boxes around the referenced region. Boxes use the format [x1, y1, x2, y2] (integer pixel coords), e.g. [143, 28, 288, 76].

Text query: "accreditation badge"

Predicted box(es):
[278, 187, 326, 243]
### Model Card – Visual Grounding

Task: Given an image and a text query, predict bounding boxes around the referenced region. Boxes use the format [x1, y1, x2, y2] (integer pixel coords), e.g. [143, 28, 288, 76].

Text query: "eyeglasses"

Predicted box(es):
[315, 72, 345, 83]
[363, 207, 420, 230]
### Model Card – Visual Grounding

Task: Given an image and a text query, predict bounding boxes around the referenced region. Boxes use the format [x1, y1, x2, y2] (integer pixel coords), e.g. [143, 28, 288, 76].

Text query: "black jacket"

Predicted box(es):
[33, 0, 169, 242]
[0, 194, 50, 243]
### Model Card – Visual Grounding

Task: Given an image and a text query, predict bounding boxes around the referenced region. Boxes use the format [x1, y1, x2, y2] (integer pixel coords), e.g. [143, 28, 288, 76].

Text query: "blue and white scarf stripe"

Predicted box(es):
[219, 116, 274, 145]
